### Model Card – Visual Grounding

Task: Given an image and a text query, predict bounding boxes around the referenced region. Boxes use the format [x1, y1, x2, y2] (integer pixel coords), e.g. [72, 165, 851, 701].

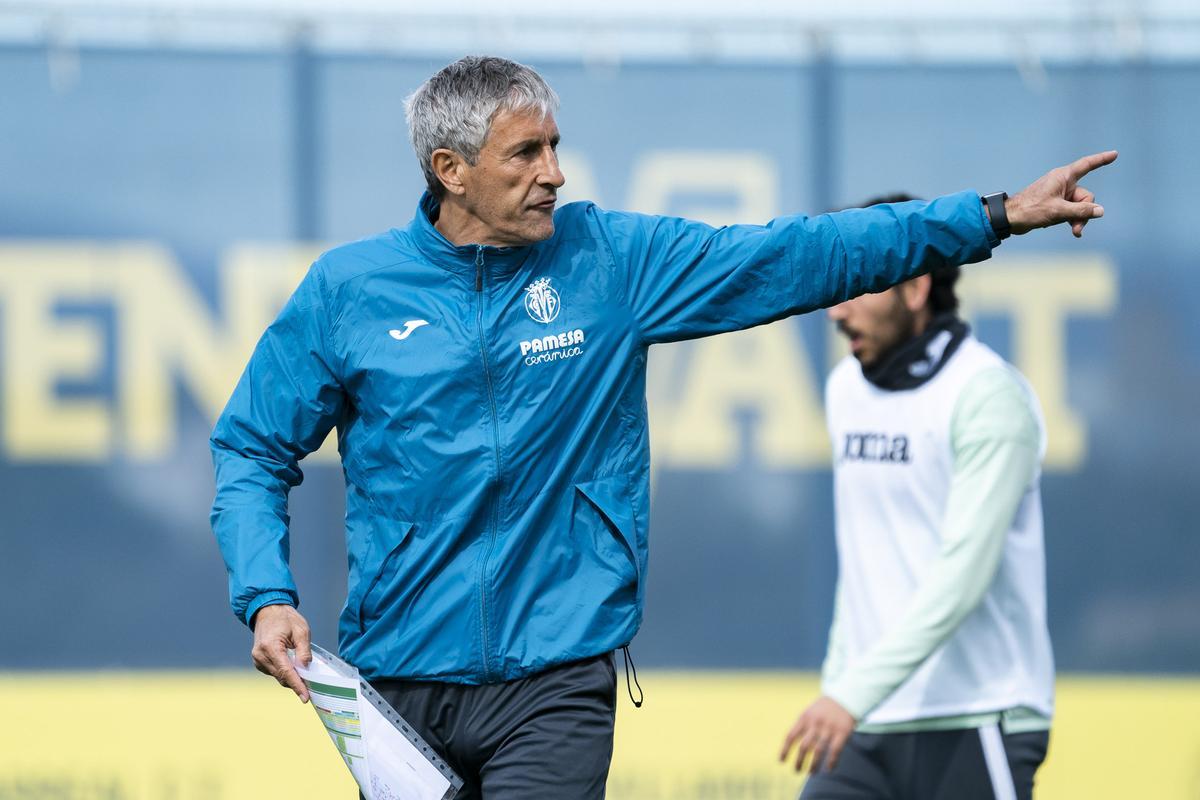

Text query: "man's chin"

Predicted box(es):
[523, 219, 556, 244]
[496, 220, 555, 247]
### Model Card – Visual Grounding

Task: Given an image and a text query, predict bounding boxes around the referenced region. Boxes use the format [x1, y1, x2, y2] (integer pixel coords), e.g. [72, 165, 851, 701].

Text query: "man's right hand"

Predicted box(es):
[251, 603, 312, 703]
[779, 695, 857, 774]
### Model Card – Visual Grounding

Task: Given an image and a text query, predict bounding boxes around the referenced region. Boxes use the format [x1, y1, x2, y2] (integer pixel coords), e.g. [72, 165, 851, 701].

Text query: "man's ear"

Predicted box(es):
[430, 148, 468, 196]
[901, 274, 932, 313]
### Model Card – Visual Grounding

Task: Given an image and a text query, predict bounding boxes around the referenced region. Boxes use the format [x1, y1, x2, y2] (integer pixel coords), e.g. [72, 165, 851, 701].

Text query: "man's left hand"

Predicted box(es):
[1005, 150, 1118, 238]
[779, 695, 857, 774]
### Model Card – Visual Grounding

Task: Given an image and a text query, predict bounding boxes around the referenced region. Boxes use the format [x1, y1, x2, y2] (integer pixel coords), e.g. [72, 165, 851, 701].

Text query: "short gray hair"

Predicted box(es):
[405, 56, 560, 198]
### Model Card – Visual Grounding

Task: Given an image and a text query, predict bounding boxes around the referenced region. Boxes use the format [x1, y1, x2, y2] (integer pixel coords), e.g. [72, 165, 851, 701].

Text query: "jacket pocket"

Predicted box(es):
[574, 476, 642, 593]
[351, 519, 414, 632]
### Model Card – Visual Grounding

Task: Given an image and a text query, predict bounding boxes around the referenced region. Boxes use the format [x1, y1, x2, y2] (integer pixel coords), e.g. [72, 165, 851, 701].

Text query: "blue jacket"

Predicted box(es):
[211, 191, 997, 682]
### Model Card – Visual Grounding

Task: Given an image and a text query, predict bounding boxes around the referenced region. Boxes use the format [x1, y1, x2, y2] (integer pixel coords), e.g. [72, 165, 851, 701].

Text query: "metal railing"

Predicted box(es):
[2, 0, 1200, 62]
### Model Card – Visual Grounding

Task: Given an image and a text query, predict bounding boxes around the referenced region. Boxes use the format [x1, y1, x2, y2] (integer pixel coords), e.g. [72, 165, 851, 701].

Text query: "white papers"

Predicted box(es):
[295, 645, 459, 800]
[295, 649, 373, 789]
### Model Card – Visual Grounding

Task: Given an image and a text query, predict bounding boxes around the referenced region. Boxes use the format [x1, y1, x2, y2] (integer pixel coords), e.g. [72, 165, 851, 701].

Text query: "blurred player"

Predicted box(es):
[211, 54, 1110, 798]
[780, 195, 1055, 799]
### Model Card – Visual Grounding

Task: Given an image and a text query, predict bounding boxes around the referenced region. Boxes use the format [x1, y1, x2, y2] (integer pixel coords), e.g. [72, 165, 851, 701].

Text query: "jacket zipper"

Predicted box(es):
[475, 245, 503, 682]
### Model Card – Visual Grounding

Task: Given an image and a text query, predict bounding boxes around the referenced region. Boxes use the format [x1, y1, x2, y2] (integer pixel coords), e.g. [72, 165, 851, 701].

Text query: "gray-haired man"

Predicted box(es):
[211, 55, 1114, 798]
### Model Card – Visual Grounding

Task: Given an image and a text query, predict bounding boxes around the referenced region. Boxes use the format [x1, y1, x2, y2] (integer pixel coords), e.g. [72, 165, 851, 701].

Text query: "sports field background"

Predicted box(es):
[1, 3, 1197, 798]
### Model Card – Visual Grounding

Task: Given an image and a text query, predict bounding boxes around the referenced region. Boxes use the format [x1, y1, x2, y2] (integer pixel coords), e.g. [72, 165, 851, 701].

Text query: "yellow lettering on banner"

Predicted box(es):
[0, 242, 325, 461]
[112, 244, 318, 458]
[110, 244, 216, 459]
[653, 322, 828, 468]
[0, 235, 1115, 473]
[959, 256, 1117, 469]
[0, 245, 113, 460]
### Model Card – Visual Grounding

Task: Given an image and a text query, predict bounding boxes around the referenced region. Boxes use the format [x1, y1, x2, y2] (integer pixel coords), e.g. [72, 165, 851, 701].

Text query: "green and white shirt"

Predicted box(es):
[822, 336, 1054, 732]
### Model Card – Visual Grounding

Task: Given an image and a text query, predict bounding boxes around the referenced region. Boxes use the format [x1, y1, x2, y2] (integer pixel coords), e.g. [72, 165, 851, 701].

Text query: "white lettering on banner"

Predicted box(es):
[0, 154, 1117, 471]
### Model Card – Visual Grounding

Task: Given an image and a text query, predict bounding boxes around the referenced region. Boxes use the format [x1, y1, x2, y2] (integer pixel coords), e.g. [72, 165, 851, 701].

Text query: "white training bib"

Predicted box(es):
[826, 337, 1055, 724]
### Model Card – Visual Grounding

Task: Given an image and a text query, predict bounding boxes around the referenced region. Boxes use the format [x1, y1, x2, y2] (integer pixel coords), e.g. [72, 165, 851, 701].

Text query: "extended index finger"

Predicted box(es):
[1065, 150, 1118, 181]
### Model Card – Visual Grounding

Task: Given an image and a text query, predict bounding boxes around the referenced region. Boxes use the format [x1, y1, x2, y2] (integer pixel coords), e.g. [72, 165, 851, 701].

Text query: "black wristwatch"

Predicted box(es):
[981, 191, 1011, 240]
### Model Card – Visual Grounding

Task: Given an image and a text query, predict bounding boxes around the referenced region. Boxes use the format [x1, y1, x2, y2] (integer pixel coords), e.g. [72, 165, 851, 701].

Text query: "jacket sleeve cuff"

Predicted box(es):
[972, 190, 1002, 249]
[244, 591, 298, 629]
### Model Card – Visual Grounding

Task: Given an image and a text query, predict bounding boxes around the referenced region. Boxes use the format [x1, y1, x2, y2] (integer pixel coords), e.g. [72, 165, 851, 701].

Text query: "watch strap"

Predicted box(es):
[982, 191, 1011, 240]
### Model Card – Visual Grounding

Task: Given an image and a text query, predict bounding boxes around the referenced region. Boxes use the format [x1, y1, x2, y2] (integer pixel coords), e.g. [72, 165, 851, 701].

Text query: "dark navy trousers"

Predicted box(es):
[365, 653, 617, 799]
[800, 726, 1050, 800]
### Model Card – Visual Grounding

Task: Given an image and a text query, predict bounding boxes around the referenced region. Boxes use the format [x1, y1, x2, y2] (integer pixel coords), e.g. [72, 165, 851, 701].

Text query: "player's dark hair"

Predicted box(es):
[860, 193, 961, 315]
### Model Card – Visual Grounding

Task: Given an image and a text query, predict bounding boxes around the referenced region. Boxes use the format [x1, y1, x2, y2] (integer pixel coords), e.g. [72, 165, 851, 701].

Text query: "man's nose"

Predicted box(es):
[540, 149, 565, 188]
[828, 302, 849, 321]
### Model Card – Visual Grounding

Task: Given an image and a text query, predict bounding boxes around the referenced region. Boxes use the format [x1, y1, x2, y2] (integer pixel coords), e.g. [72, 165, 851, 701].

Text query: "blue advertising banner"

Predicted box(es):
[1, 47, 1197, 674]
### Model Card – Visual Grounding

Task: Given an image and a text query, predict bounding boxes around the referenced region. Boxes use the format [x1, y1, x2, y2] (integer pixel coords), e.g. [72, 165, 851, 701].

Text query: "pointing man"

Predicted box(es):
[211, 57, 1113, 798]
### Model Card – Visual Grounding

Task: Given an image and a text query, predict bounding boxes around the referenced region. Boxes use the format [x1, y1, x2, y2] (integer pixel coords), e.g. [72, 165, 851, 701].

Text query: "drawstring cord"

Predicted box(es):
[621, 645, 643, 708]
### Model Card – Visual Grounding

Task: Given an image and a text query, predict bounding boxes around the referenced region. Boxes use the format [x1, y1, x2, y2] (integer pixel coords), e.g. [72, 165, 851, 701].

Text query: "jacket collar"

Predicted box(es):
[403, 191, 533, 277]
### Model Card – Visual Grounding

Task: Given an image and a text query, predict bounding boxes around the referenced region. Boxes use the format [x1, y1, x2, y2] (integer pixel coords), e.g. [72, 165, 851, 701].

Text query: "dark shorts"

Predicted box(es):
[800, 725, 1050, 800]
[364, 653, 617, 800]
